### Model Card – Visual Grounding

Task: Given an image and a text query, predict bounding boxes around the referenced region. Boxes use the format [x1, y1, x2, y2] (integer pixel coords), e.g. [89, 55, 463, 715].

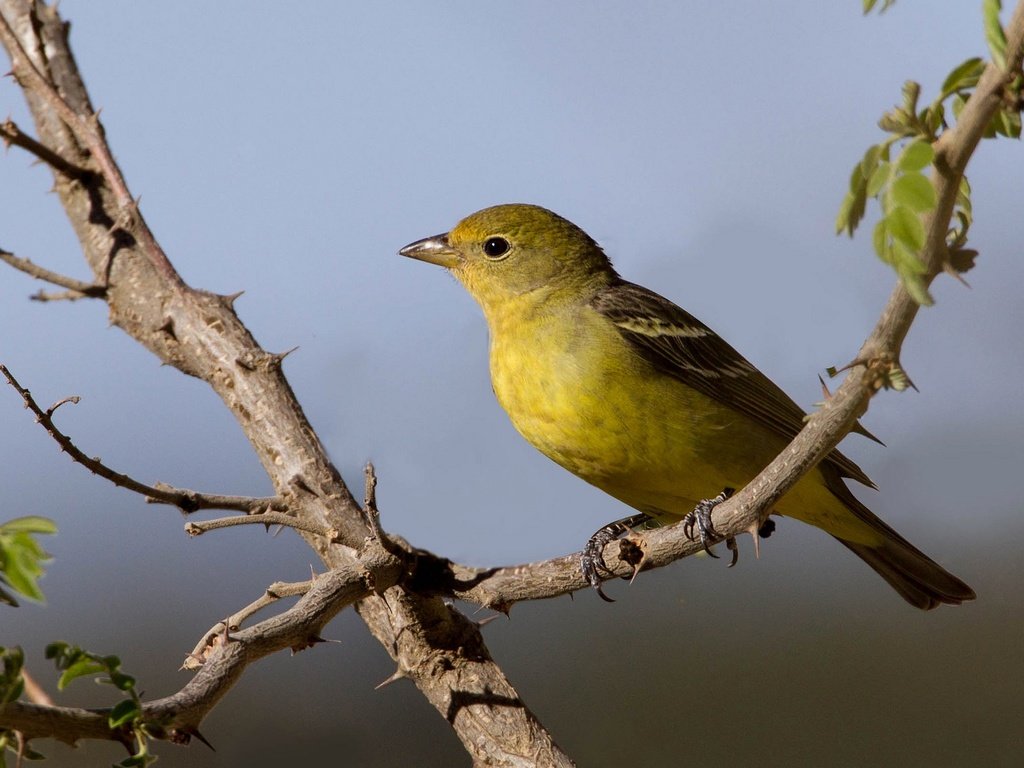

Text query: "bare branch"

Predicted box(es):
[0, 117, 91, 179]
[184, 580, 314, 670]
[183, 511, 337, 540]
[0, 364, 284, 515]
[4, 1, 1018, 764]
[0, 564, 382, 744]
[0, 8, 179, 283]
[0, 248, 105, 297]
[144, 483, 285, 514]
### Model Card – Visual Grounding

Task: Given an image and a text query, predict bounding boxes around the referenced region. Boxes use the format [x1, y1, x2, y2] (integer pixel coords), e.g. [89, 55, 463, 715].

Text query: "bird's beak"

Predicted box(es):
[398, 233, 461, 269]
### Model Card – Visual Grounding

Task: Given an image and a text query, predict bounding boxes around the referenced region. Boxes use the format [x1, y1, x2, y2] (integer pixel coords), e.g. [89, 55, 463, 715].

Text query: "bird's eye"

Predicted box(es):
[482, 237, 511, 259]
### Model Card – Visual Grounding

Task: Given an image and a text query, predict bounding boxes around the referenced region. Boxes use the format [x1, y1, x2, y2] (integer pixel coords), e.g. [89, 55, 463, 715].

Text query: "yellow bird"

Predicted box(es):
[400, 203, 975, 609]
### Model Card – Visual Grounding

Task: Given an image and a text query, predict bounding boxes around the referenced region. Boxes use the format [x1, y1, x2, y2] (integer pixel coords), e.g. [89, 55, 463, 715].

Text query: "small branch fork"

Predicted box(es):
[0, 0, 1020, 765]
[0, 565, 391, 746]
[0, 9, 180, 284]
[0, 364, 283, 515]
[0, 117, 92, 180]
[0, 247, 106, 301]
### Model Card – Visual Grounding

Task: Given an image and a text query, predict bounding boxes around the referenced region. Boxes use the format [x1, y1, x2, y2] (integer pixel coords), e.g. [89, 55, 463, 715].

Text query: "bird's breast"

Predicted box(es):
[487, 306, 689, 486]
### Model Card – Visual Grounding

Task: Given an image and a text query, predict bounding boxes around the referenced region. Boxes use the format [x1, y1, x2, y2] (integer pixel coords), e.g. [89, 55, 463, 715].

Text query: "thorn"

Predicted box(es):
[169, 726, 215, 751]
[748, 523, 762, 559]
[220, 290, 245, 309]
[832, 356, 869, 376]
[375, 667, 408, 690]
[817, 374, 833, 400]
[291, 634, 339, 654]
[269, 346, 300, 367]
[489, 600, 512, 617]
[943, 260, 971, 287]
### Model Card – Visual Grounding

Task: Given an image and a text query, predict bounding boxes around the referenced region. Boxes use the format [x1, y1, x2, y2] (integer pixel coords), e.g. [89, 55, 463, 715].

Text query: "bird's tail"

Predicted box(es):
[826, 479, 976, 610]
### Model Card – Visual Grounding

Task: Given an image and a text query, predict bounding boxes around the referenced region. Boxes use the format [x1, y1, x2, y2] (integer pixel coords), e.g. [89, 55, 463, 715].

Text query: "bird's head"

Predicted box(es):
[400, 204, 616, 310]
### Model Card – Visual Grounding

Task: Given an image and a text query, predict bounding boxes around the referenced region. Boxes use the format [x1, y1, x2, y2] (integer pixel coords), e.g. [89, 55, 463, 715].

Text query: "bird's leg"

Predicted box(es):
[682, 487, 734, 557]
[581, 512, 653, 602]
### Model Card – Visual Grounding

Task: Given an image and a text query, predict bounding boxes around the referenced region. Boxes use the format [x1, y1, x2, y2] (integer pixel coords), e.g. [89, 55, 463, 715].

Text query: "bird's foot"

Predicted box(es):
[581, 513, 653, 602]
[682, 487, 734, 557]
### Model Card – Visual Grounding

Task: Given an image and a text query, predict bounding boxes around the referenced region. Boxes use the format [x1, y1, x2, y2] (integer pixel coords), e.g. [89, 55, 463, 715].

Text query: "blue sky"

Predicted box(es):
[2, 3, 1022, 765]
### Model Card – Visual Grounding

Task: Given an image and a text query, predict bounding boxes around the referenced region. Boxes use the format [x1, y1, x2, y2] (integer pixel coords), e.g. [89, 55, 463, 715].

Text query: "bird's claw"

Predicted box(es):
[683, 487, 734, 557]
[726, 536, 739, 567]
[581, 513, 653, 601]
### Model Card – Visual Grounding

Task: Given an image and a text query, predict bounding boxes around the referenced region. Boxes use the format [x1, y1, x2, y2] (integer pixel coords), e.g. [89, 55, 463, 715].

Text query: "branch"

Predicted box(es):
[0, 364, 283, 514]
[0, 248, 106, 298]
[1, 4, 572, 763]
[0, 117, 91, 179]
[183, 511, 337, 540]
[654, 0, 1024, 553]
[0, 7, 179, 283]
[0, 563, 387, 744]
[183, 579, 315, 670]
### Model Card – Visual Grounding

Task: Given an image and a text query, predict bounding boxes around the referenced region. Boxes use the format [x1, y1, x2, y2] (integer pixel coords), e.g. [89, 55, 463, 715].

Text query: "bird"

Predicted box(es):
[399, 203, 975, 610]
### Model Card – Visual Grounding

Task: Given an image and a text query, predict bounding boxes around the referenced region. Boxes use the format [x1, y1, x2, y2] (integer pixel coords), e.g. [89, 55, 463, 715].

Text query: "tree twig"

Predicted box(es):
[183, 511, 337, 540]
[0, 117, 92, 179]
[0, 364, 284, 515]
[0, 248, 106, 298]
[0, 565, 383, 744]
[184, 579, 314, 670]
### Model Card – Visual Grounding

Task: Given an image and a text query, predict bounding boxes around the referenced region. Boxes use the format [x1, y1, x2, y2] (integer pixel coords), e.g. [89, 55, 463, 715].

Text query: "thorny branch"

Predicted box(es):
[0, 564, 397, 745]
[1, 0, 1021, 764]
[0, 1, 572, 764]
[1, 117, 91, 179]
[0, 364, 284, 515]
[184, 579, 315, 671]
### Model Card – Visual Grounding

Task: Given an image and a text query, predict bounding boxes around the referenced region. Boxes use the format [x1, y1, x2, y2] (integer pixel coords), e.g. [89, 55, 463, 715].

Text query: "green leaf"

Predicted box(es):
[836, 179, 867, 237]
[897, 263, 934, 306]
[866, 161, 892, 197]
[891, 172, 936, 212]
[897, 140, 934, 171]
[108, 698, 141, 729]
[108, 671, 137, 692]
[872, 219, 890, 262]
[836, 192, 854, 236]
[57, 658, 106, 690]
[0, 534, 48, 603]
[860, 144, 881, 179]
[923, 103, 945, 135]
[886, 205, 926, 251]
[941, 57, 986, 97]
[993, 107, 1022, 138]
[45, 642, 70, 661]
[983, 0, 1007, 70]
[0, 517, 57, 535]
[951, 94, 966, 120]
[0, 517, 55, 605]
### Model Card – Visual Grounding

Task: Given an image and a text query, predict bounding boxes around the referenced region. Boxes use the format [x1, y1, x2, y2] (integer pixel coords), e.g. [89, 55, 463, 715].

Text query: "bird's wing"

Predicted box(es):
[591, 279, 875, 488]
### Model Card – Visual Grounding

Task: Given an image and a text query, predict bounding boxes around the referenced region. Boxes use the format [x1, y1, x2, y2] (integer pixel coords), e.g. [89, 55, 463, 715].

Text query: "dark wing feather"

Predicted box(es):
[591, 279, 875, 488]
